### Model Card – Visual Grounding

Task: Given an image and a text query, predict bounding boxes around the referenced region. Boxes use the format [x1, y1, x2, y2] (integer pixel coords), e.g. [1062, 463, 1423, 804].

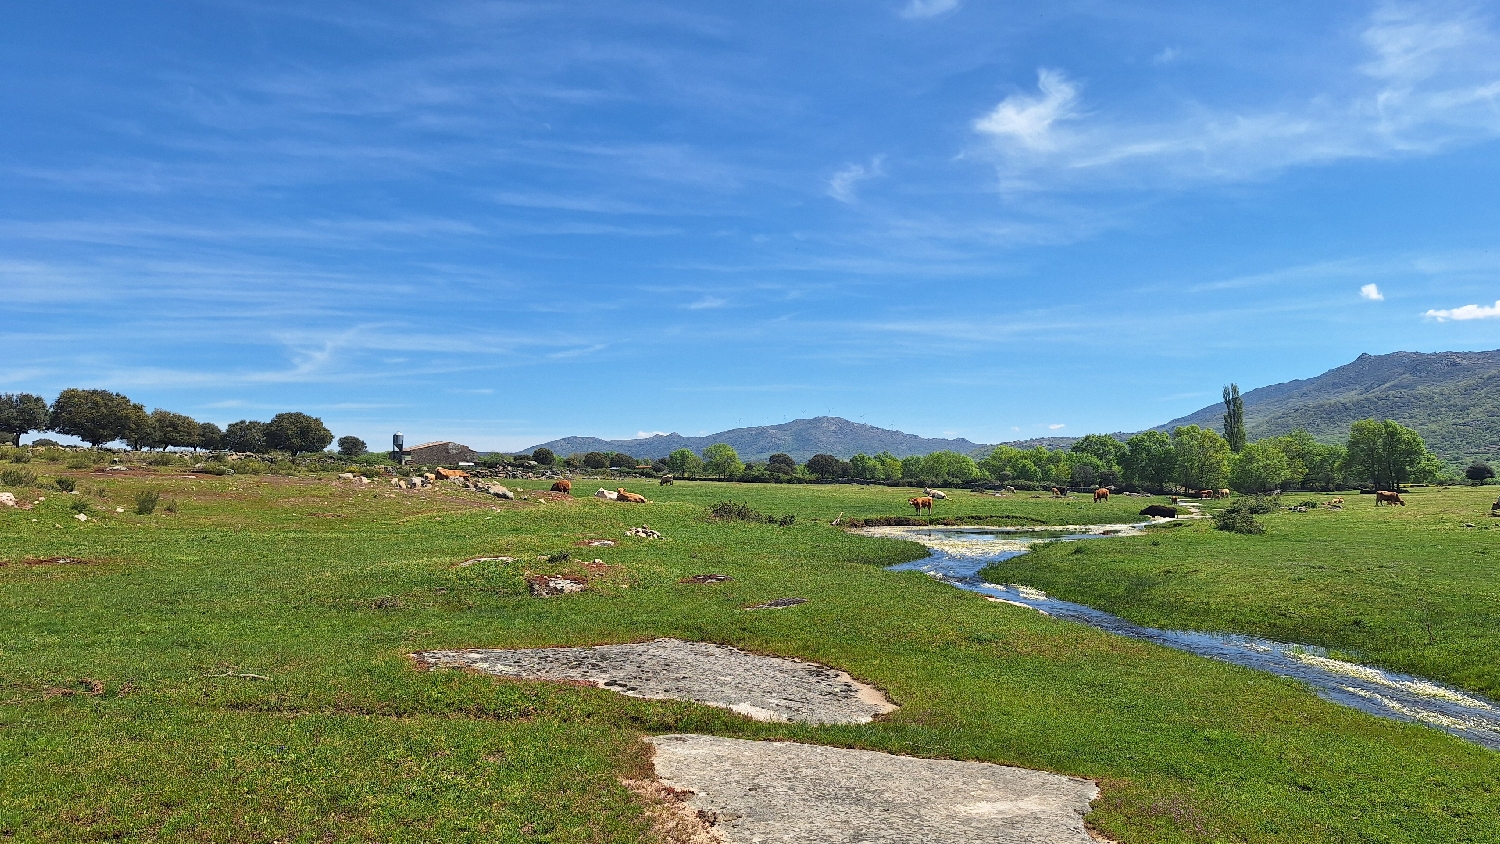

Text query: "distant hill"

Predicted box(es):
[1157, 349, 1500, 466]
[527, 416, 993, 463]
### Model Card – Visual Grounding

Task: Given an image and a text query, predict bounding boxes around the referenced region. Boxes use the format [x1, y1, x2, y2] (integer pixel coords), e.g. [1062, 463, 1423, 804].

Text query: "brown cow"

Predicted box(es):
[1217, 489, 1231, 499]
[909, 496, 934, 515]
[1094, 488, 1110, 502]
[1199, 489, 1214, 499]
[1050, 487, 1066, 498]
[551, 479, 572, 494]
[1375, 490, 1405, 506]
[659, 475, 674, 485]
[616, 488, 647, 503]
[1330, 497, 1344, 506]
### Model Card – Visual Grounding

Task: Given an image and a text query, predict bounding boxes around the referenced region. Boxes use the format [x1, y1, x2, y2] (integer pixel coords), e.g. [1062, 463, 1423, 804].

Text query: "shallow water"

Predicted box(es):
[867, 524, 1500, 751]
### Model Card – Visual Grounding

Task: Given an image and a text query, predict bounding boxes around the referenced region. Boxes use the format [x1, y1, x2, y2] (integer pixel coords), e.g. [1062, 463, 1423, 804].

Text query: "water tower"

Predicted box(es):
[391, 432, 406, 464]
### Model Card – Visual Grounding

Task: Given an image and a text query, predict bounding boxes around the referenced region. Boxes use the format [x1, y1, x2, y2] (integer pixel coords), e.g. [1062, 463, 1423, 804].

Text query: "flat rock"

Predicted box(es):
[414, 638, 894, 724]
[646, 734, 1099, 844]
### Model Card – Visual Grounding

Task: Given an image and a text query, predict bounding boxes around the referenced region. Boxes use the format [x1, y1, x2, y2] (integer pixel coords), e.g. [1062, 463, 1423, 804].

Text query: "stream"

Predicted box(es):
[861, 523, 1500, 751]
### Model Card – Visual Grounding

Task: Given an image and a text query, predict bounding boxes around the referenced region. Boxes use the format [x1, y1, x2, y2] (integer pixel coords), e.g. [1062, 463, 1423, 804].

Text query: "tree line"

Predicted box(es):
[0, 389, 346, 457]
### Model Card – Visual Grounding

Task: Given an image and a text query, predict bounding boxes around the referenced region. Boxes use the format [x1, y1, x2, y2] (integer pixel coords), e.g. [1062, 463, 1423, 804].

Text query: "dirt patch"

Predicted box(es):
[680, 574, 733, 584]
[646, 734, 1099, 843]
[576, 538, 617, 547]
[5, 556, 103, 568]
[623, 779, 728, 844]
[413, 638, 896, 724]
[744, 597, 807, 610]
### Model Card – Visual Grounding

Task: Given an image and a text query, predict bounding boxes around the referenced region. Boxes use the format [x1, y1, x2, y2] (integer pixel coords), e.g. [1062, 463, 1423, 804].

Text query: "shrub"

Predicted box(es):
[65, 455, 95, 470]
[55, 477, 76, 492]
[135, 489, 160, 515]
[545, 551, 571, 564]
[147, 452, 185, 466]
[69, 498, 91, 514]
[9, 449, 32, 464]
[1237, 494, 1279, 515]
[707, 500, 795, 526]
[198, 462, 231, 476]
[1214, 506, 1265, 535]
[1, 467, 37, 487]
[163, 499, 178, 514]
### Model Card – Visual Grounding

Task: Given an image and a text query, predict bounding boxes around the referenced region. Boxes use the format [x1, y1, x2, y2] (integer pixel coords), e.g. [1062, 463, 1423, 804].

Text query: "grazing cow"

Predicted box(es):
[551, 479, 572, 494]
[1375, 490, 1406, 506]
[616, 488, 647, 504]
[659, 475, 674, 485]
[1140, 504, 1178, 518]
[1217, 489, 1231, 499]
[1050, 487, 1066, 498]
[909, 496, 934, 515]
[923, 488, 947, 500]
[1330, 497, 1344, 506]
[1199, 489, 1214, 499]
[1094, 488, 1110, 502]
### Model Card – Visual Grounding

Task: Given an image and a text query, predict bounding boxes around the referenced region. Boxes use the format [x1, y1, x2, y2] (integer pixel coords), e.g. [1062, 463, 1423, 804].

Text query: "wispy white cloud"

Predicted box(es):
[900, 0, 961, 20]
[1424, 300, 1500, 320]
[1360, 283, 1385, 300]
[636, 430, 668, 438]
[1152, 47, 1180, 66]
[826, 156, 886, 203]
[973, 69, 1081, 152]
[1048, 423, 1066, 430]
[972, 4, 1500, 189]
[685, 295, 727, 310]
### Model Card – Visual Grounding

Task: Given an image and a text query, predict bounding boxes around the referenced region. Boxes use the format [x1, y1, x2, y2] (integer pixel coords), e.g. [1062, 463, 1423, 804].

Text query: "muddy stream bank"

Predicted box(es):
[859, 523, 1500, 751]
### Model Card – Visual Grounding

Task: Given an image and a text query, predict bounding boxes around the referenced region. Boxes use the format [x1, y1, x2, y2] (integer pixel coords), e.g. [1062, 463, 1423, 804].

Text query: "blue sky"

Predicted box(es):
[5, 1, 1500, 451]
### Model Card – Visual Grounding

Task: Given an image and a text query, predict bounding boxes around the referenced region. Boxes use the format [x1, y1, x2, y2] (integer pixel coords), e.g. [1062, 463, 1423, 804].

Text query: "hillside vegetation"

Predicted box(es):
[1160, 350, 1500, 467]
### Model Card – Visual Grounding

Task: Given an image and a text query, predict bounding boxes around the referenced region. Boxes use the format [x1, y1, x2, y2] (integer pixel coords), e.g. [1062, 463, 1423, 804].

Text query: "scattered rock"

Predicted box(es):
[414, 638, 895, 724]
[644, 734, 1099, 844]
[338, 472, 356, 480]
[680, 574, 733, 584]
[487, 485, 514, 500]
[627, 526, 664, 539]
[105, 465, 128, 472]
[73, 513, 89, 522]
[578, 539, 617, 547]
[745, 597, 807, 610]
[457, 555, 515, 567]
[527, 575, 589, 597]
[0, 492, 16, 508]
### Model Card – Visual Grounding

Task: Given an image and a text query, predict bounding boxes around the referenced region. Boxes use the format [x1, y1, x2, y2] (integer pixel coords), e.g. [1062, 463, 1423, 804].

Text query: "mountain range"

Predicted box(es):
[526, 349, 1500, 467]
[527, 417, 989, 463]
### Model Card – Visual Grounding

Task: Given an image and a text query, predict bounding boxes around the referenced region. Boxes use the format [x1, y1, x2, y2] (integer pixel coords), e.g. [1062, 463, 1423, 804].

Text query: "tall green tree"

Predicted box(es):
[197, 422, 225, 451]
[1121, 431, 1176, 492]
[48, 388, 140, 447]
[338, 436, 368, 457]
[1229, 441, 1294, 493]
[664, 448, 702, 476]
[805, 453, 849, 478]
[701, 443, 743, 477]
[1070, 434, 1126, 471]
[1265, 430, 1346, 491]
[0, 393, 49, 448]
[265, 412, 333, 456]
[1172, 425, 1231, 491]
[767, 453, 797, 476]
[1222, 383, 1247, 453]
[124, 406, 159, 451]
[151, 409, 200, 450]
[531, 448, 555, 465]
[224, 420, 268, 453]
[1345, 419, 1432, 490]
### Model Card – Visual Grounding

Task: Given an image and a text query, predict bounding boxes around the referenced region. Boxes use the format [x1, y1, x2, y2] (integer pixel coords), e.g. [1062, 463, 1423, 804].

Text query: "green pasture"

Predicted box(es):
[1, 466, 1497, 842]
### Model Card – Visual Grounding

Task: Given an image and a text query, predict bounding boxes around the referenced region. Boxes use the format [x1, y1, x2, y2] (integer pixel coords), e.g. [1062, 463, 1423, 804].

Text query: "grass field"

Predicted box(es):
[980, 485, 1500, 699]
[3, 465, 1499, 842]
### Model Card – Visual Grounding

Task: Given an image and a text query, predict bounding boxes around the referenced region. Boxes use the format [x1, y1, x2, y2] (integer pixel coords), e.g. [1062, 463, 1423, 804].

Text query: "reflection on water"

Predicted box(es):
[867, 525, 1500, 751]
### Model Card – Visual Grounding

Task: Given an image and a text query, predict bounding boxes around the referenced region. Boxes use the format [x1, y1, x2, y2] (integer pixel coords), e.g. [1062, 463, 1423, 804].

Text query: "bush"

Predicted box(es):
[163, 499, 178, 514]
[707, 500, 795, 526]
[69, 498, 91, 514]
[147, 452, 184, 466]
[65, 455, 95, 470]
[1213, 507, 1265, 534]
[1237, 494, 1279, 515]
[55, 477, 76, 492]
[10, 450, 32, 464]
[198, 462, 231, 476]
[1, 467, 37, 487]
[135, 489, 160, 515]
